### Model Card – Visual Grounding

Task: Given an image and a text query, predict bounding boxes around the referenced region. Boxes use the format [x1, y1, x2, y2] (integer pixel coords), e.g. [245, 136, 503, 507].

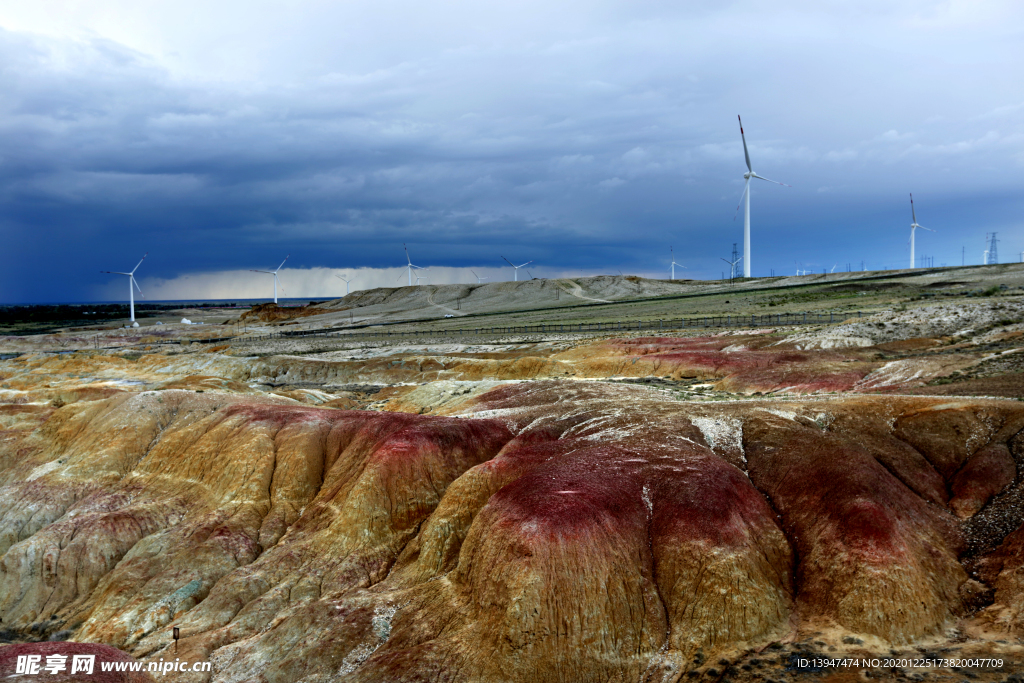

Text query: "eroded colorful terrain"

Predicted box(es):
[1, 299, 1023, 682]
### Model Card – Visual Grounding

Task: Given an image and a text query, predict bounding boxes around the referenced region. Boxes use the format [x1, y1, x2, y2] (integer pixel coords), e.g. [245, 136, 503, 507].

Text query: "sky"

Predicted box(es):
[1, 0, 1022, 303]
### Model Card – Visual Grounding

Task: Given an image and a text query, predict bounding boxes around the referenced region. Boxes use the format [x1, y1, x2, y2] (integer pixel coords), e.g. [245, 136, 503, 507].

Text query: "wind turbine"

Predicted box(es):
[721, 255, 742, 280]
[471, 269, 488, 284]
[415, 273, 430, 285]
[251, 255, 289, 304]
[502, 256, 533, 281]
[101, 253, 147, 323]
[737, 115, 790, 278]
[908, 194, 934, 269]
[335, 274, 352, 295]
[670, 247, 686, 280]
[403, 244, 425, 286]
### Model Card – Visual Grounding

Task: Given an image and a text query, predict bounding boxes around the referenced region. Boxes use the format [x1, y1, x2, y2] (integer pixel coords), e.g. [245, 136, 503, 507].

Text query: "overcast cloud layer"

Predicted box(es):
[1, 0, 1022, 303]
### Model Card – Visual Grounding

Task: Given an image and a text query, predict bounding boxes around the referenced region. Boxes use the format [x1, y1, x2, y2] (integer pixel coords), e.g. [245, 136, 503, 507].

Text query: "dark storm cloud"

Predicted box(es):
[1, 1, 1022, 302]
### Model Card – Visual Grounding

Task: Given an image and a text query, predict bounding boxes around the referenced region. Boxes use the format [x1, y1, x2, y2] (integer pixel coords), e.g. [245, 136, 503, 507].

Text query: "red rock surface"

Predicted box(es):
[950, 444, 1016, 518]
[558, 335, 876, 392]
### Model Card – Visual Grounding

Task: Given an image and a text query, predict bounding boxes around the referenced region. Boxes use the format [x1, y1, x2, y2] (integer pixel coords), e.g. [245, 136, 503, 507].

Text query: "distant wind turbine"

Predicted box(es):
[415, 273, 429, 285]
[721, 255, 742, 280]
[335, 274, 352, 295]
[670, 246, 686, 280]
[251, 255, 289, 304]
[101, 252, 147, 322]
[908, 193, 934, 269]
[502, 256, 533, 281]
[737, 115, 790, 278]
[403, 244, 425, 286]
[471, 269, 488, 284]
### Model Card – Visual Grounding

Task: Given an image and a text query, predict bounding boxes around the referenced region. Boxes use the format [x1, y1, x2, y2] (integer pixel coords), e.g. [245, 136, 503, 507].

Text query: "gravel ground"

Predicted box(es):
[780, 299, 1024, 349]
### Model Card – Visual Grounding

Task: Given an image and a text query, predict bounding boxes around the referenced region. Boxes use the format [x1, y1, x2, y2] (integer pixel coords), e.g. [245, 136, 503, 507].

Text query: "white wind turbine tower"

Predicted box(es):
[471, 269, 488, 284]
[502, 256, 533, 281]
[251, 255, 289, 303]
[737, 115, 790, 278]
[908, 194, 934, 269]
[670, 247, 686, 280]
[335, 274, 352, 295]
[403, 244, 425, 286]
[101, 253, 147, 323]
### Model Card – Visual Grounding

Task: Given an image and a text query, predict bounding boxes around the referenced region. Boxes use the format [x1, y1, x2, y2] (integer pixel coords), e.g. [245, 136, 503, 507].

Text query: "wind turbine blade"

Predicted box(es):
[751, 174, 790, 187]
[131, 252, 148, 274]
[721, 258, 733, 265]
[404, 243, 413, 266]
[526, 270, 534, 279]
[733, 183, 749, 221]
[501, 256, 516, 267]
[738, 115, 752, 173]
[132, 276, 144, 298]
[251, 270, 273, 274]
[518, 261, 533, 268]
[103, 271, 131, 275]
[910, 193, 917, 224]
[275, 255, 290, 272]
[471, 269, 479, 278]
[920, 226, 935, 232]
